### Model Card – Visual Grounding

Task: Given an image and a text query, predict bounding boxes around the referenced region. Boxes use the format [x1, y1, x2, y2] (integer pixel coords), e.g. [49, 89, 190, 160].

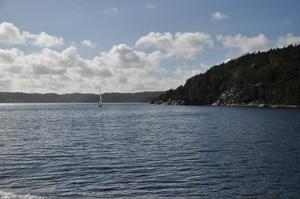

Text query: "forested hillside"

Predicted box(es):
[152, 45, 300, 107]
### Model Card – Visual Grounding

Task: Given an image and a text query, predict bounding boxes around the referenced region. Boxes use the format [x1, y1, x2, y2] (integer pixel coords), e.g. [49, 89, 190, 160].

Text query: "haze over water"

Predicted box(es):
[0, 103, 299, 199]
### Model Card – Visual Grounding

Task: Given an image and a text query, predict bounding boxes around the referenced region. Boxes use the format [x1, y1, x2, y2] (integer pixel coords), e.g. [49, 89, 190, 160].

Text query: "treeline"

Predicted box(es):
[152, 45, 300, 106]
[0, 91, 163, 103]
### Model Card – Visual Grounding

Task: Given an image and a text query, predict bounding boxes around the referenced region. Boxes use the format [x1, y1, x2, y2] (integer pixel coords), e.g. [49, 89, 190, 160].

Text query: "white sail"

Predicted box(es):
[98, 89, 103, 107]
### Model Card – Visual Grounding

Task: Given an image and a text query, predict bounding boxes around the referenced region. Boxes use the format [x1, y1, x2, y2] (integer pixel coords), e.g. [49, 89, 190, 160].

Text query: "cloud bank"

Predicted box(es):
[1, 22, 300, 93]
[0, 43, 172, 93]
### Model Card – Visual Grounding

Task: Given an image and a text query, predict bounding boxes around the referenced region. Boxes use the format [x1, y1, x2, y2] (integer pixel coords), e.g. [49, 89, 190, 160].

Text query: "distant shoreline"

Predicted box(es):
[1, 102, 298, 109]
[0, 91, 163, 103]
[0, 102, 148, 104]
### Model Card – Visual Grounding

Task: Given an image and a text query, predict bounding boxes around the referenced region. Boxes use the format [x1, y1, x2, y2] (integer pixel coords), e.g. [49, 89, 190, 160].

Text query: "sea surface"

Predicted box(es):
[0, 103, 300, 199]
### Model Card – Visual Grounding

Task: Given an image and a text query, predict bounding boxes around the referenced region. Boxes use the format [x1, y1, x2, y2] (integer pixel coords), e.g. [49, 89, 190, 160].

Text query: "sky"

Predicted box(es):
[0, 0, 300, 93]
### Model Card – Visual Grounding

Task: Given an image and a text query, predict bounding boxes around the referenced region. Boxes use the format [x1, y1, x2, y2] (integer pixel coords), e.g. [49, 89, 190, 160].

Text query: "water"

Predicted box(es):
[0, 103, 300, 199]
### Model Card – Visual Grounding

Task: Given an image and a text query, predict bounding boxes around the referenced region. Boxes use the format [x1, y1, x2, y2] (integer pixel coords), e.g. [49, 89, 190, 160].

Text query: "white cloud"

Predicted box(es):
[94, 44, 161, 69]
[277, 33, 300, 48]
[218, 33, 300, 55]
[136, 32, 213, 59]
[81, 40, 97, 48]
[0, 46, 110, 92]
[175, 67, 202, 79]
[3, 22, 298, 94]
[211, 11, 229, 21]
[0, 22, 64, 47]
[0, 25, 208, 93]
[31, 64, 66, 75]
[0, 48, 24, 63]
[0, 22, 26, 44]
[0, 44, 181, 93]
[217, 34, 270, 53]
[105, 7, 119, 14]
[31, 32, 64, 47]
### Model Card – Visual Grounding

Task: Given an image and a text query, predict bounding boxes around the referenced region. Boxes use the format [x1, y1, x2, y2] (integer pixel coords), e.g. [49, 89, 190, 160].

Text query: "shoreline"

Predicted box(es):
[152, 101, 300, 108]
[0, 101, 299, 108]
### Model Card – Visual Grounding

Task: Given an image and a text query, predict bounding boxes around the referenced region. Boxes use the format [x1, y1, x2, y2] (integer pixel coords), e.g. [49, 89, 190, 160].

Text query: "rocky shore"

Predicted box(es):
[152, 100, 299, 108]
[151, 87, 299, 108]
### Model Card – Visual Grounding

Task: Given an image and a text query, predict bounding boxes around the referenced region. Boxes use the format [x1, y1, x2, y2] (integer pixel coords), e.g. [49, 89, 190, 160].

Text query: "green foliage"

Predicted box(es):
[154, 45, 300, 106]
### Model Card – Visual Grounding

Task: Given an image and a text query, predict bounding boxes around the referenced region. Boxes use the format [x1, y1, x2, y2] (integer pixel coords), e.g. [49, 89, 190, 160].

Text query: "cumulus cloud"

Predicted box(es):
[0, 47, 108, 92]
[81, 40, 97, 48]
[31, 64, 66, 75]
[3, 22, 298, 93]
[0, 48, 24, 63]
[136, 32, 213, 59]
[211, 11, 229, 21]
[277, 33, 300, 47]
[94, 44, 161, 69]
[30, 32, 64, 47]
[217, 34, 270, 53]
[0, 44, 179, 93]
[0, 22, 26, 44]
[0, 22, 64, 47]
[0, 25, 209, 93]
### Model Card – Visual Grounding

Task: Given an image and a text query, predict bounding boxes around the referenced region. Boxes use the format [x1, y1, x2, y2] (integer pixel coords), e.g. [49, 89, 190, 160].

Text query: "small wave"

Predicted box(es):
[0, 190, 45, 199]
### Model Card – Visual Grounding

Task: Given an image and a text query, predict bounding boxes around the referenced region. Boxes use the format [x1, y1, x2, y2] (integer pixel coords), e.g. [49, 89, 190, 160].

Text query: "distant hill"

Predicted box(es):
[152, 45, 300, 107]
[0, 91, 163, 103]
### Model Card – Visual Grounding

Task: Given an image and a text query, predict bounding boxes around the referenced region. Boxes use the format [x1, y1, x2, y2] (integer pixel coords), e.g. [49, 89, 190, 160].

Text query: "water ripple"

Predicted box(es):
[0, 103, 300, 198]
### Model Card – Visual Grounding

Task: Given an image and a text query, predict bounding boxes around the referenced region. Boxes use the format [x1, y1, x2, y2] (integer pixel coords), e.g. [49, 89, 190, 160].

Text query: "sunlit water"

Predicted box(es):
[0, 103, 300, 199]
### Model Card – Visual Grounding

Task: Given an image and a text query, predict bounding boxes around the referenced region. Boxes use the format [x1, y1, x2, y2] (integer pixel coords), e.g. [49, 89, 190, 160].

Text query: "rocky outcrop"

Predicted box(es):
[211, 83, 266, 106]
[152, 99, 186, 105]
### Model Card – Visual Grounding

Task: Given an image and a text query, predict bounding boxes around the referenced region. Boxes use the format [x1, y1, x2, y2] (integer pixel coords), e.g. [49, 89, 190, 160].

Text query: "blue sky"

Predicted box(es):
[0, 0, 299, 93]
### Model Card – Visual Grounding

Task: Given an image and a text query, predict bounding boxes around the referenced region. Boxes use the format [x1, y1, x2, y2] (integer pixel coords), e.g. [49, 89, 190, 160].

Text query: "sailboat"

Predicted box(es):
[98, 89, 103, 108]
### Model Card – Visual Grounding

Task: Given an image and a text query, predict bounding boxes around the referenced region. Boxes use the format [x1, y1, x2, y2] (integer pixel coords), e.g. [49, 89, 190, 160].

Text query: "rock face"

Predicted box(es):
[152, 45, 300, 107]
[212, 84, 265, 106]
[152, 99, 186, 105]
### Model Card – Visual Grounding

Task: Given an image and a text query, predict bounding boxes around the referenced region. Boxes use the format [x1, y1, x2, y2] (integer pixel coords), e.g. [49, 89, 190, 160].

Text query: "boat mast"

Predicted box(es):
[98, 88, 103, 107]
[99, 89, 102, 104]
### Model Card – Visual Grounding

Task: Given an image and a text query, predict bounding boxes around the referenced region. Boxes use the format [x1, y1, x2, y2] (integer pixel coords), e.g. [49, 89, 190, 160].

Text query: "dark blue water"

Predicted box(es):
[0, 103, 300, 199]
